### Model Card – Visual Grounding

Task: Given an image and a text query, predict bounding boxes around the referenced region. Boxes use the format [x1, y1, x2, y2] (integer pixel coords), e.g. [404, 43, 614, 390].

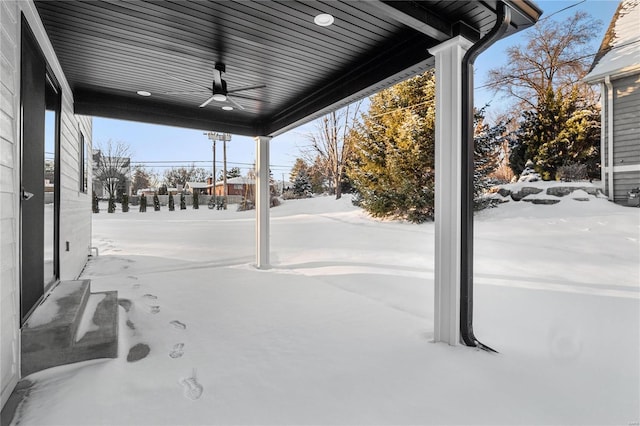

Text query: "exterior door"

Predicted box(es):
[20, 17, 60, 324]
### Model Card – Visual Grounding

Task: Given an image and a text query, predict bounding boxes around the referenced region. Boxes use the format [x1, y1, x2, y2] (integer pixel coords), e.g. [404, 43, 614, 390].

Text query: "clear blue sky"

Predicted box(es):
[92, 0, 619, 182]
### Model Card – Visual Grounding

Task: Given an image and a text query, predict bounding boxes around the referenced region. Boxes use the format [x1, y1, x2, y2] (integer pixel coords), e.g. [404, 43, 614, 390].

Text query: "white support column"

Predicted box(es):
[255, 136, 272, 269]
[428, 36, 473, 346]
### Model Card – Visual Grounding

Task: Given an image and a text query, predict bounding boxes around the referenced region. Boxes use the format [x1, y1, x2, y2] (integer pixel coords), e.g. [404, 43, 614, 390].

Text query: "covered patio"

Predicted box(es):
[33, 0, 540, 346]
[1, 0, 543, 414]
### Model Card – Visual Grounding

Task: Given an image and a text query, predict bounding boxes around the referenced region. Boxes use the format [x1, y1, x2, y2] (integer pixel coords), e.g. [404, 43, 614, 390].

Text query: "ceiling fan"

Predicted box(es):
[167, 63, 265, 111]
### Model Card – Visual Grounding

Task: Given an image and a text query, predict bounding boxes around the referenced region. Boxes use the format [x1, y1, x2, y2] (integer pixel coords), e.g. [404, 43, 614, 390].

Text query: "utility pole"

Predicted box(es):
[204, 131, 231, 207]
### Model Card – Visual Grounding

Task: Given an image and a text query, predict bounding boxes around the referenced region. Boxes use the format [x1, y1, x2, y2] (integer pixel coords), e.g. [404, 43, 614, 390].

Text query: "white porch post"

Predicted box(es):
[429, 36, 473, 345]
[255, 136, 272, 269]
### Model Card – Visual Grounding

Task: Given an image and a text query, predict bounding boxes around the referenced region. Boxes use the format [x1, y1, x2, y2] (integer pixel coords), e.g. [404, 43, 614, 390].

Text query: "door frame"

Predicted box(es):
[19, 15, 62, 325]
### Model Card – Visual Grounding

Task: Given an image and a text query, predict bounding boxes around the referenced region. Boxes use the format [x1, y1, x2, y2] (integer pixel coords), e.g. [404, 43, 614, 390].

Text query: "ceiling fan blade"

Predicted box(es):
[168, 74, 211, 91]
[227, 84, 266, 93]
[227, 96, 245, 111]
[199, 95, 216, 108]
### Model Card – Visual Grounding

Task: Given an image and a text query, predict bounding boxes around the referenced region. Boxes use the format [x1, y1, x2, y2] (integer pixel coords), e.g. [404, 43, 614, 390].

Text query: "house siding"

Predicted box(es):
[608, 74, 640, 203]
[612, 74, 640, 165]
[1, 0, 93, 408]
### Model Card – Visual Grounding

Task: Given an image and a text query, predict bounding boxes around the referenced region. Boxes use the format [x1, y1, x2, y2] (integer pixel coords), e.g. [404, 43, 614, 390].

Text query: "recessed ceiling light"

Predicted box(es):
[136, 90, 151, 97]
[222, 105, 234, 111]
[212, 94, 227, 102]
[314, 13, 334, 27]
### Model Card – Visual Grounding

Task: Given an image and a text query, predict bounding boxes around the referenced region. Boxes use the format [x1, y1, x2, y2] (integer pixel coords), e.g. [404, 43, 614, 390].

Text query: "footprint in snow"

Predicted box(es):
[180, 369, 203, 400]
[142, 294, 158, 300]
[147, 305, 160, 314]
[170, 320, 186, 330]
[169, 343, 184, 359]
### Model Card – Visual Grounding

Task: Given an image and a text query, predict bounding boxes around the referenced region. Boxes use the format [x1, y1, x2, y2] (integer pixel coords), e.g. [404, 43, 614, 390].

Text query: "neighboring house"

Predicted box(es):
[91, 150, 132, 199]
[184, 181, 212, 195]
[213, 176, 255, 197]
[584, 0, 640, 203]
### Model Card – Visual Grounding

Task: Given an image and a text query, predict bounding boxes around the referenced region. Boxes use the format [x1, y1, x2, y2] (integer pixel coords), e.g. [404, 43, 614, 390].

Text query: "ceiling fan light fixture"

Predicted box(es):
[314, 13, 334, 27]
[222, 105, 234, 111]
[212, 93, 227, 102]
[136, 90, 151, 97]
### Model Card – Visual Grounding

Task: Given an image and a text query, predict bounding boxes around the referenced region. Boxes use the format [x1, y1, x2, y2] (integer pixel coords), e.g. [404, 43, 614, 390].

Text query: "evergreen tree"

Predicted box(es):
[473, 107, 510, 209]
[168, 193, 175, 211]
[180, 193, 186, 210]
[192, 192, 199, 209]
[292, 170, 312, 197]
[92, 191, 99, 213]
[153, 193, 160, 211]
[139, 194, 147, 212]
[289, 158, 309, 183]
[122, 194, 129, 212]
[347, 70, 436, 223]
[108, 196, 116, 213]
[512, 88, 600, 180]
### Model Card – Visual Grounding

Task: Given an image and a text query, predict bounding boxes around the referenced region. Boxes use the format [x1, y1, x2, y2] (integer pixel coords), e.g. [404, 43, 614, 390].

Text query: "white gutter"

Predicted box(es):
[605, 75, 614, 200]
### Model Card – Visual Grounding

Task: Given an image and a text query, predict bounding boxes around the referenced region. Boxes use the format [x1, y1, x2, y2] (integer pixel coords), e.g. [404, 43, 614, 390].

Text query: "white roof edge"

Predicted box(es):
[583, 64, 640, 84]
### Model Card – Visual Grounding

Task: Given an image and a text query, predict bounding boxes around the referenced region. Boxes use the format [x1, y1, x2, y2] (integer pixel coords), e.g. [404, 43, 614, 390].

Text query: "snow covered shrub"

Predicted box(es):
[168, 194, 175, 211]
[192, 192, 199, 209]
[108, 196, 116, 213]
[92, 191, 99, 213]
[153, 193, 161, 211]
[556, 163, 588, 181]
[139, 194, 147, 212]
[180, 193, 186, 210]
[237, 198, 254, 211]
[122, 194, 129, 212]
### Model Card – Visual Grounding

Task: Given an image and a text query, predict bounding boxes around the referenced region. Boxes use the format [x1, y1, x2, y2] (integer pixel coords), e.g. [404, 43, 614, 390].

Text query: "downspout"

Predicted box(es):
[605, 75, 614, 201]
[460, 1, 511, 351]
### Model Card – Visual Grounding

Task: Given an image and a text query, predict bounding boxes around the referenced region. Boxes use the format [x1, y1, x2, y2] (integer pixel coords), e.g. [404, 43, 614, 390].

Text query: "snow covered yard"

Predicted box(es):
[11, 195, 640, 425]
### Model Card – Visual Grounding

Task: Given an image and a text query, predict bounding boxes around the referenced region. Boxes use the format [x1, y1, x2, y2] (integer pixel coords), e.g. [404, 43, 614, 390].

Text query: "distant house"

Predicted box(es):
[184, 181, 212, 195]
[584, 0, 640, 203]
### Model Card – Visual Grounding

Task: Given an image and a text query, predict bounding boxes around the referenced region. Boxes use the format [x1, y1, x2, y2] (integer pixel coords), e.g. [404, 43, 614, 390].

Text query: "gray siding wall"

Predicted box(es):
[1, 0, 93, 407]
[601, 74, 640, 203]
[612, 74, 640, 165]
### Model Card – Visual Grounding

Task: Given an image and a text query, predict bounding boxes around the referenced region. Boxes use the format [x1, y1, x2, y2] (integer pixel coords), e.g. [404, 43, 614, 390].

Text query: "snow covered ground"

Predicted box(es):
[11, 193, 640, 425]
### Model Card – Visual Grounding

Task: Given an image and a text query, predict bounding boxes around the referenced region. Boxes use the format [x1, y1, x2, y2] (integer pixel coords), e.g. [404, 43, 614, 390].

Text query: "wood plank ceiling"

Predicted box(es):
[34, 0, 541, 137]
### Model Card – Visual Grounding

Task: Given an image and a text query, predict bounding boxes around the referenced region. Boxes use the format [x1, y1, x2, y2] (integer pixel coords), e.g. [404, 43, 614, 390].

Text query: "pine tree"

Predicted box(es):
[347, 70, 436, 223]
[168, 193, 175, 211]
[292, 170, 312, 197]
[180, 193, 186, 210]
[473, 107, 509, 209]
[122, 194, 129, 212]
[153, 193, 160, 211]
[139, 194, 147, 212]
[192, 192, 199, 209]
[512, 88, 600, 180]
[108, 196, 116, 213]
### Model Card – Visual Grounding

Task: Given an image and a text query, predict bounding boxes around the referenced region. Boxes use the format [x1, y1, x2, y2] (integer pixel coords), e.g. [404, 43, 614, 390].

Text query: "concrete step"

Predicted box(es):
[21, 281, 119, 376]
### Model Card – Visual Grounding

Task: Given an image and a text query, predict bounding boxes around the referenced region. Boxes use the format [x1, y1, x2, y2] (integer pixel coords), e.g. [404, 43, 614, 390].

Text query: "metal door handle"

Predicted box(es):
[22, 190, 34, 201]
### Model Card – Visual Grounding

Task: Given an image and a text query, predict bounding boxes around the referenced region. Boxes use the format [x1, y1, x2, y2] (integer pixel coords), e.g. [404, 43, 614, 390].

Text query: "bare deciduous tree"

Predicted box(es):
[305, 101, 362, 199]
[93, 139, 131, 199]
[486, 11, 601, 110]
